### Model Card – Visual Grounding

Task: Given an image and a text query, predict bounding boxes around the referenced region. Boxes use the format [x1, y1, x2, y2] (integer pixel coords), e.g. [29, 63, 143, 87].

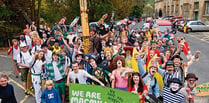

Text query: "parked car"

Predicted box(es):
[180, 21, 209, 32]
[162, 16, 174, 20]
[155, 19, 174, 33]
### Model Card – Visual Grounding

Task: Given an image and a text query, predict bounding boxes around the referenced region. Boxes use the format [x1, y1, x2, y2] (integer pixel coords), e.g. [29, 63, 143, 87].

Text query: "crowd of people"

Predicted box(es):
[5, 17, 202, 103]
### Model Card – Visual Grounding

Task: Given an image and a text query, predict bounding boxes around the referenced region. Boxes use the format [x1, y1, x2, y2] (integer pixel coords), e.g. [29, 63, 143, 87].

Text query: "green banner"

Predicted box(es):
[69, 83, 139, 103]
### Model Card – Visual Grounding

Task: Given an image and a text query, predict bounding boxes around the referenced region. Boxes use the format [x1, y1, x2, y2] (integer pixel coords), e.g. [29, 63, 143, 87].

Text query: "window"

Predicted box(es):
[197, 22, 205, 25]
[206, 2, 209, 14]
[190, 22, 198, 25]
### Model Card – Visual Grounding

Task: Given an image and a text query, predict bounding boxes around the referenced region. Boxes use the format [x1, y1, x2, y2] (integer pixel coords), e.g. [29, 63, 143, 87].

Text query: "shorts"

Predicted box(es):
[20, 68, 29, 82]
[54, 81, 65, 94]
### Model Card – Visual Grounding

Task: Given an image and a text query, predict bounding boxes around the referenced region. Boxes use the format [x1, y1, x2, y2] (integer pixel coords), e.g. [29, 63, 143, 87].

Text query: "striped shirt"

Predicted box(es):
[160, 87, 185, 103]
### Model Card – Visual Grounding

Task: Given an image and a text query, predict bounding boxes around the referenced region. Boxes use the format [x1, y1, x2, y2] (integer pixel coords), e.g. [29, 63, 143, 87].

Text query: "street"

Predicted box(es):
[0, 31, 209, 103]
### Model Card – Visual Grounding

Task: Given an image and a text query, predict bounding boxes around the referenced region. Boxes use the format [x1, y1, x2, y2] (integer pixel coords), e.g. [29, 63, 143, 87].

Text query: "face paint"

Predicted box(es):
[170, 83, 180, 91]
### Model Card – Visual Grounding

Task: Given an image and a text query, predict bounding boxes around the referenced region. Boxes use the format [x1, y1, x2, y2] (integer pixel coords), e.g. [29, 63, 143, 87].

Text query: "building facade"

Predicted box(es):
[155, 0, 209, 23]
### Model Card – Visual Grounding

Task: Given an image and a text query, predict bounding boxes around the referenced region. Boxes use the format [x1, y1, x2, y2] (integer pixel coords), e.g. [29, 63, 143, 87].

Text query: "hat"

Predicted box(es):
[149, 61, 158, 68]
[75, 51, 84, 57]
[123, 46, 133, 55]
[169, 78, 182, 85]
[84, 54, 91, 57]
[185, 73, 198, 80]
[171, 55, 183, 61]
[166, 60, 174, 67]
[19, 42, 27, 47]
[89, 56, 96, 61]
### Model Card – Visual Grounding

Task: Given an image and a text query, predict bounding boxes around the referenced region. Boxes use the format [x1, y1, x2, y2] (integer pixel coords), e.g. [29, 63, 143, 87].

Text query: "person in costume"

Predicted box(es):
[157, 60, 179, 87]
[100, 47, 114, 72]
[180, 73, 203, 103]
[138, 59, 160, 97]
[111, 56, 133, 91]
[170, 53, 200, 83]
[89, 57, 111, 87]
[123, 46, 133, 68]
[158, 78, 185, 103]
[128, 72, 148, 103]
[29, 50, 45, 103]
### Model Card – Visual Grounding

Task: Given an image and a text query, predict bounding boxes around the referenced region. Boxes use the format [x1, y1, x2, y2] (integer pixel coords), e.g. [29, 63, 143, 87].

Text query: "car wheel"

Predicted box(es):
[187, 28, 192, 32]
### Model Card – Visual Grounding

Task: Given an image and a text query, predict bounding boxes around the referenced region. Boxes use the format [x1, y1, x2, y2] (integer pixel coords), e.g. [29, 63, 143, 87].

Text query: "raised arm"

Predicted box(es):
[92, 76, 105, 87]
[46, 37, 53, 49]
[138, 57, 146, 76]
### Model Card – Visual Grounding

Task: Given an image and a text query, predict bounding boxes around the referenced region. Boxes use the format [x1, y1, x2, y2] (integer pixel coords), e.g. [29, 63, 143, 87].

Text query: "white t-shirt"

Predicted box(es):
[45, 50, 52, 64]
[31, 45, 41, 54]
[30, 59, 44, 74]
[69, 70, 93, 84]
[12, 46, 20, 60]
[52, 61, 63, 81]
[16, 51, 32, 68]
[25, 35, 32, 49]
[64, 56, 71, 72]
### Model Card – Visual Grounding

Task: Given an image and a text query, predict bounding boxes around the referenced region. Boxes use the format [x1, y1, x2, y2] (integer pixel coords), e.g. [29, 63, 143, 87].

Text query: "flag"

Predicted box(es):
[182, 40, 190, 55]
[70, 16, 80, 27]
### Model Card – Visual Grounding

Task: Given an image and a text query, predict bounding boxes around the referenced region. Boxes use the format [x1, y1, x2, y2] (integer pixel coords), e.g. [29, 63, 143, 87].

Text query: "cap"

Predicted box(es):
[20, 42, 27, 47]
[185, 73, 198, 80]
[171, 55, 183, 61]
[169, 78, 182, 85]
[75, 51, 84, 57]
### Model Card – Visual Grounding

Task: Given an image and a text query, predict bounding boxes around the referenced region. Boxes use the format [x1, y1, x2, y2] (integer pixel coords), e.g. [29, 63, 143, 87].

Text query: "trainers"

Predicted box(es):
[30, 87, 34, 92]
[25, 91, 30, 95]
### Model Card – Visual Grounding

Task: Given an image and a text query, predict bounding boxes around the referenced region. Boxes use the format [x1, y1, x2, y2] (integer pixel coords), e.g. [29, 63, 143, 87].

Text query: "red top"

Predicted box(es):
[128, 85, 148, 103]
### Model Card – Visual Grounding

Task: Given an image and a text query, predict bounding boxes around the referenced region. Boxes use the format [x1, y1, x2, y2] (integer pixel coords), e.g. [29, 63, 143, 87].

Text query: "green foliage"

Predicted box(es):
[130, 5, 142, 18]
[0, 6, 15, 19]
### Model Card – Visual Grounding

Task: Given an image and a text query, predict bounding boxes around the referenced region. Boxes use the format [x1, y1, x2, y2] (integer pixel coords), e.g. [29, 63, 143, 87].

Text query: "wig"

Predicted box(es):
[112, 55, 125, 69]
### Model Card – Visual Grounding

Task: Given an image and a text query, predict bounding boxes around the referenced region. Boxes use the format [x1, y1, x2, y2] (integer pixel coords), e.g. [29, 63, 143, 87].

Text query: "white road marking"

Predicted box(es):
[0, 54, 11, 58]
[187, 34, 209, 44]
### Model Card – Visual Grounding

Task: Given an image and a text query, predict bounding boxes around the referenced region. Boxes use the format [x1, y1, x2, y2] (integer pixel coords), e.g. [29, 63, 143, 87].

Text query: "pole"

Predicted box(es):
[79, 0, 90, 54]
[8, 39, 18, 78]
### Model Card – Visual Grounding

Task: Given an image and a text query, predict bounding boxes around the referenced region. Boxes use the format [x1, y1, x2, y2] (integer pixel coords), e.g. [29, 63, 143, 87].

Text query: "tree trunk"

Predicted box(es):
[31, 0, 35, 21]
[37, 0, 42, 26]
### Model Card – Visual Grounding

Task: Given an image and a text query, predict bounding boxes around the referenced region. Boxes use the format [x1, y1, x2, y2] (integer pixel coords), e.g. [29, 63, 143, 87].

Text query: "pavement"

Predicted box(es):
[0, 31, 209, 103]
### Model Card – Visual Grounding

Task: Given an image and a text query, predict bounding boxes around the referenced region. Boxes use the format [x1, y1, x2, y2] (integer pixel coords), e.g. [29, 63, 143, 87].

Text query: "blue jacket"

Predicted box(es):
[137, 57, 160, 97]
[41, 87, 61, 103]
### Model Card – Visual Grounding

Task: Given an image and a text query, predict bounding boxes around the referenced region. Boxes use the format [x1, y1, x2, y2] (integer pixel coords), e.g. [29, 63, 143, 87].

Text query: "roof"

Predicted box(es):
[155, 19, 172, 26]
